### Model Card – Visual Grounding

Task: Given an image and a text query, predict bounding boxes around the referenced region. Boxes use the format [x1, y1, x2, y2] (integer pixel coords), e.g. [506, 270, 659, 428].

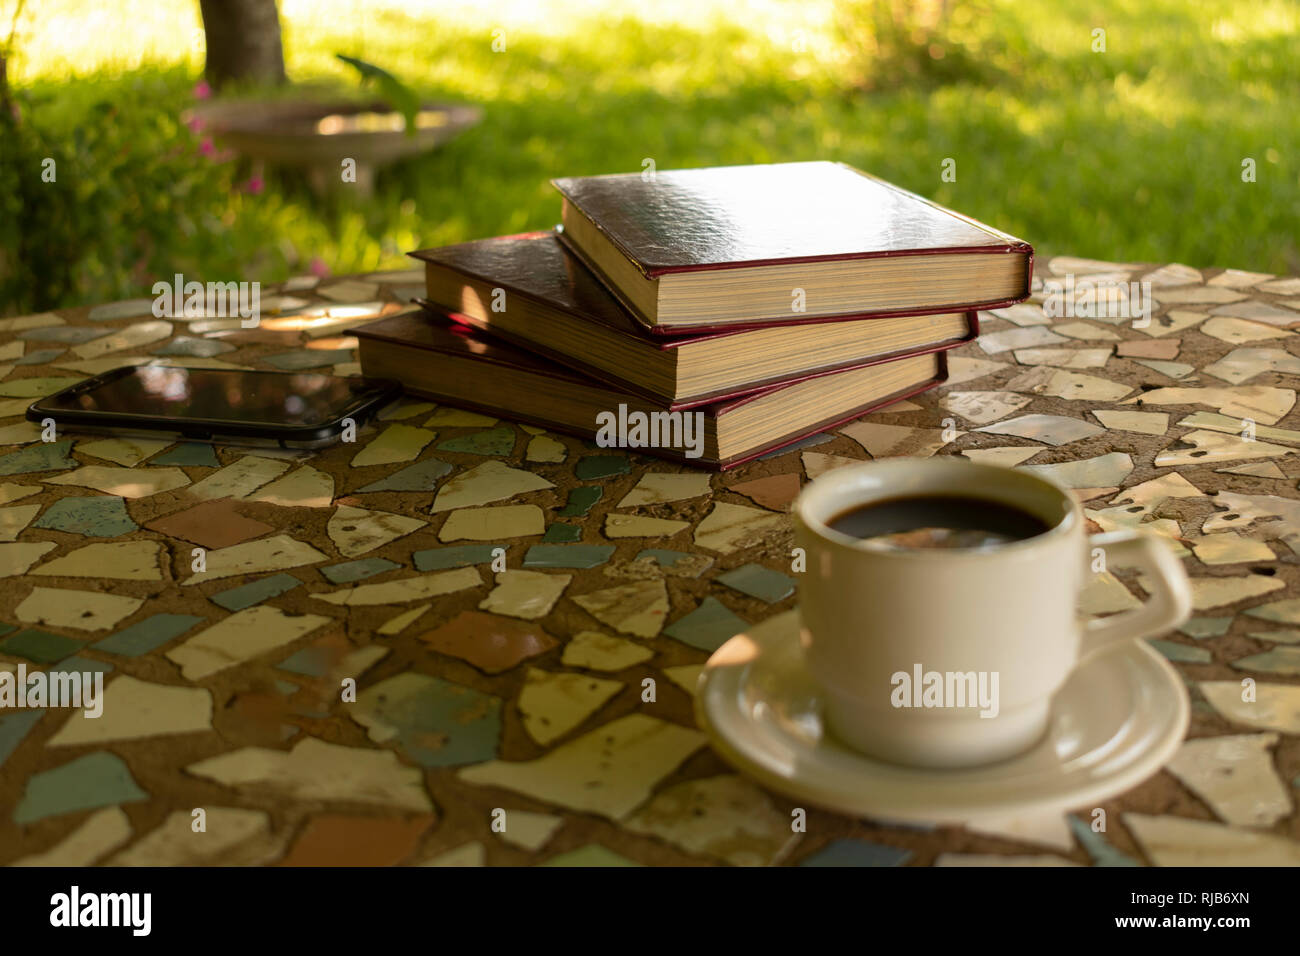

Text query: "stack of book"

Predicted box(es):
[356, 161, 1032, 468]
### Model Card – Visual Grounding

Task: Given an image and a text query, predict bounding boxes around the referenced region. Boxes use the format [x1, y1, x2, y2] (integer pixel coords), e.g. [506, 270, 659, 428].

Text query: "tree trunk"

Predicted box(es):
[198, 0, 287, 91]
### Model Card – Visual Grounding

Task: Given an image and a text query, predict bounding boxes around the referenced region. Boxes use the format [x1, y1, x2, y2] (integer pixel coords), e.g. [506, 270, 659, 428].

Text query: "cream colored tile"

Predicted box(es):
[49, 676, 212, 746]
[184, 534, 327, 584]
[517, 667, 623, 745]
[327, 504, 425, 557]
[313, 567, 481, 605]
[11, 807, 132, 867]
[616, 472, 712, 507]
[604, 514, 689, 538]
[1199, 681, 1300, 733]
[431, 460, 553, 512]
[572, 580, 669, 637]
[560, 631, 654, 671]
[247, 465, 334, 507]
[350, 424, 435, 467]
[438, 505, 544, 542]
[33, 540, 163, 580]
[76, 437, 172, 466]
[479, 570, 570, 620]
[1165, 734, 1291, 827]
[693, 502, 787, 554]
[1124, 813, 1300, 866]
[15, 586, 142, 630]
[46, 465, 190, 498]
[167, 606, 331, 680]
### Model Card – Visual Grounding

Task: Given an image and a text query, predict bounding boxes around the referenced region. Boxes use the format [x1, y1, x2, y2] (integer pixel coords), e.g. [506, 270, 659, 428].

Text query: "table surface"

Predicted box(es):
[2, 258, 1299, 867]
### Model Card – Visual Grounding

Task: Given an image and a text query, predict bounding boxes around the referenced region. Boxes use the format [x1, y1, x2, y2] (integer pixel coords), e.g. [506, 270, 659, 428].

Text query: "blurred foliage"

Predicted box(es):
[1, 0, 1298, 315]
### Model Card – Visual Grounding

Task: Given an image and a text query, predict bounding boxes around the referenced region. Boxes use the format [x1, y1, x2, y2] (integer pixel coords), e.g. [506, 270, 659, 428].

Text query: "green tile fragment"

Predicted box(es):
[277, 646, 333, 678]
[0, 709, 45, 768]
[1178, 617, 1233, 640]
[320, 557, 401, 584]
[13, 751, 148, 824]
[0, 628, 84, 664]
[18, 325, 106, 343]
[413, 544, 499, 571]
[634, 548, 713, 578]
[542, 523, 582, 543]
[575, 455, 629, 479]
[798, 839, 911, 867]
[438, 426, 516, 456]
[151, 442, 220, 467]
[716, 563, 796, 603]
[1147, 639, 1212, 664]
[50, 655, 113, 675]
[91, 614, 204, 657]
[354, 674, 502, 768]
[357, 457, 452, 492]
[0, 439, 76, 475]
[1230, 646, 1300, 675]
[210, 572, 301, 611]
[523, 545, 616, 569]
[33, 495, 137, 536]
[15, 347, 65, 365]
[664, 597, 748, 652]
[558, 486, 602, 516]
[1068, 816, 1140, 866]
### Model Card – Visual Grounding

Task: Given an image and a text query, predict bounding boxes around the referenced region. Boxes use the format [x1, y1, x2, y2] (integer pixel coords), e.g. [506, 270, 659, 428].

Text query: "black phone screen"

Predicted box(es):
[32, 366, 399, 433]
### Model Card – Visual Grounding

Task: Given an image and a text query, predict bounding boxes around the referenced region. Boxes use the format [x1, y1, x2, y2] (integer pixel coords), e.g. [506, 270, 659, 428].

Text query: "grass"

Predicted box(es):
[3, 0, 1298, 315]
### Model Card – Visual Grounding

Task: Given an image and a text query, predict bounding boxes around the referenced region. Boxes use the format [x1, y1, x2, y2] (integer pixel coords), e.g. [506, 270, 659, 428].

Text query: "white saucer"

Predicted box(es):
[695, 610, 1189, 824]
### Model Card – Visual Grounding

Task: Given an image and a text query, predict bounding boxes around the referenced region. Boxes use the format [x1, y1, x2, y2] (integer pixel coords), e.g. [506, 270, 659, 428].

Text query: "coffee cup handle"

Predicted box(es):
[1079, 529, 1193, 659]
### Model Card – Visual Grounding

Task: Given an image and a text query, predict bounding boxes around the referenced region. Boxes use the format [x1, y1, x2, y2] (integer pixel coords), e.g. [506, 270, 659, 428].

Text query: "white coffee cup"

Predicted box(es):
[793, 458, 1192, 769]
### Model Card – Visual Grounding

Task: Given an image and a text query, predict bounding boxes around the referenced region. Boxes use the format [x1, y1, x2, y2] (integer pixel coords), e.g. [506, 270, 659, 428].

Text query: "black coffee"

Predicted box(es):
[827, 495, 1051, 551]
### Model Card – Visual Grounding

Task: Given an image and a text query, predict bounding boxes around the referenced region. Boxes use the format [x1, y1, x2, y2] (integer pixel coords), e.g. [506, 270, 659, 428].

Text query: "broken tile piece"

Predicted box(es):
[458, 714, 705, 820]
[0, 440, 77, 475]
[1004, 366, 1132, 402]
[616, 472, 712, 506]
[802, 451, 860, 479]
[1199, 680, 1300, 733]
[1203, 348, 1300, 385]
[561, 631, 654, 671]
[525, 434, 567, 463]
[327, 504, 425, 557]
[431, 460, 552, 512]
[558, 486, 602, 516]
[945, 356, 1008, 385]
[166, 606, 331, 680]
[424, 407, 498, 427]
[377, 603, 431, 636]
[0, 503, 41, 541]
[91, 614, 204, 657]
[841, 421, 956, 458]
[978, 326, 1068, 354]
[350, 424, 435, 467]
[13, 752, 148, 824]
[33, 495, 137, 537]
[1093, 410, 1169, 435]
[352, 672, 501, 767]
[187, 456, 289, 500]
[1180, 617, 1233, 639]
[939, 391, 1032, 425]
[438, 426, 516, 456]
[572, 580, 669, 637]
[575, 455, 630, 479]
[210, 572, 302, 611]
[623, 774, 798, 866]
[727, 474, 799, 511]
[604, 513, 689, 538]
[1124, 813, 1300, 866]
[517, 667, 623, 745]
[694, 502, 787, 554]
[960, 446, 1040, 467]
[356, 457, 452, 493]
[1021, 453, 1133, 489]
[42, 464, 189, 498]
[1165, 733, 1291, 826]
[1232, 646, 1300, 675]
[663, 597, 748, 652]
[1012, 347, 1112, 369]
[312, 567, 481, 605]
[633, 549, 714, 578]
[145, 498, 273, 549]
[522, 544, 615, 569]
[496, 810, 564, 851]
[184, 534, 327, 584]
[479, 570, 570, 619]
[663, 665, 705, 695]
[274, 814, 432, 866]
[716, 564, 796, 603]
[542, 523, 581, 543]
[1124, 385, 1295, 425]
[247, 465, 334, 507]
[0, 483, 40, 504]
[49, 676, 212, 746]
[0, 627, 84, 664]
[1191, 534, 1274, 566]
[15, 587, 142, 631]
[33, 540, 162, 580]
[1217, 461, 1287, 478]
[976, 414, 1103, 446]
[1156, 431, 1293, 467]
[438, 504, 544, 542]
[1201, 316, 1293, 344]
[419, 610, 557, 673]
[186, 737, 432, 811]
[320, 557, 401, 584]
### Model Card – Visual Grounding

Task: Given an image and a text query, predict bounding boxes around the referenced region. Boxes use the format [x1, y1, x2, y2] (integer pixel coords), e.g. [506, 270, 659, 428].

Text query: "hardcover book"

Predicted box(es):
[353, 308, 947, 469]
[410, 232, 975, 407]
[551, 160, 1032, 332]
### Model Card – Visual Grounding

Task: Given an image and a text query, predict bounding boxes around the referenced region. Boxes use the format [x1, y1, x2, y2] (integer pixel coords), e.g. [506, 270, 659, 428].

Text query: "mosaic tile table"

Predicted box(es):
[2, 257, 1300, 868]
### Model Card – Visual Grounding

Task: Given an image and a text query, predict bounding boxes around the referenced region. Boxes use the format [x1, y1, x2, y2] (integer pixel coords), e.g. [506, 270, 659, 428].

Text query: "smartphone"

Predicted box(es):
[27, 366, 403, 449]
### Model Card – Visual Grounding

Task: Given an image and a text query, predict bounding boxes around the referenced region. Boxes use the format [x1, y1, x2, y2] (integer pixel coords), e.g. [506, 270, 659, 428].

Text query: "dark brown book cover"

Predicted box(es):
[352, 308, 948, 469]
[551, 160, 1034, 276]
